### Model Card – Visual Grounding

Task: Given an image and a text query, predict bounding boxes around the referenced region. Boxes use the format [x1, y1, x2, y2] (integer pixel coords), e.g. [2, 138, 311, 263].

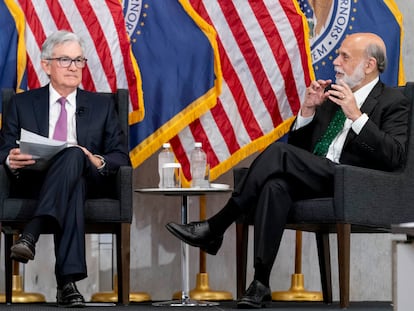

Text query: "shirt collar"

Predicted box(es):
[353, 77, 379, 109]
[49, 84, 77, 107]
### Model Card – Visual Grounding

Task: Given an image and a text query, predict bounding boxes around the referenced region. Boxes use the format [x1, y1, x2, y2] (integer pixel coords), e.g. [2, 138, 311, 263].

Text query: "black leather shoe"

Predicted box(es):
[165, 221, 223, 255]
[237, 280, 272, 309]
[10, 233, 36, 263]
[57, 282, 85, 308]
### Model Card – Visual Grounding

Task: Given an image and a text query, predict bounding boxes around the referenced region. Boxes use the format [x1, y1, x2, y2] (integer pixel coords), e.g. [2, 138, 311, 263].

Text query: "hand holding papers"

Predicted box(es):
[18, 129, 68, 170]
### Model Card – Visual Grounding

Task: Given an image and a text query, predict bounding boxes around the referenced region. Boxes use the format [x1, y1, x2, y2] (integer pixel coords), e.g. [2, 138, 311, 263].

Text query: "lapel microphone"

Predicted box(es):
[76, 107, 86, 117]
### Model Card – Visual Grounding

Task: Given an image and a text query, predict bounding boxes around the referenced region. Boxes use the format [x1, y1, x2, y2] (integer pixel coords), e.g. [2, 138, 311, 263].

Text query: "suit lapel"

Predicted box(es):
[75, 89, 92, 146]
[359, 82, 383, 116]
[32, 86, 50, 137]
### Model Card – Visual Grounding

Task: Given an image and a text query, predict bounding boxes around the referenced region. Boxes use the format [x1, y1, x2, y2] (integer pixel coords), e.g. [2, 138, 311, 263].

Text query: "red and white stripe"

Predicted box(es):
[172, 0, 312, 181]
[16, 0, 140, 114]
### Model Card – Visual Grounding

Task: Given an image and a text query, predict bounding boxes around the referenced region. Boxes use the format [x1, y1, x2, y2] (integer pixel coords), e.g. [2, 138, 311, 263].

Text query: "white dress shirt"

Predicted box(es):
[49, 85, 78, 146]
[294, 77, 379, 163]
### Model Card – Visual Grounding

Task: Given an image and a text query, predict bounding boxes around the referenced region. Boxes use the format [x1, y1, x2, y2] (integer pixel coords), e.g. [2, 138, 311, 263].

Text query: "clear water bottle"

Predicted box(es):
[190, 142, 208, 188]
[158, 143, 175, 188]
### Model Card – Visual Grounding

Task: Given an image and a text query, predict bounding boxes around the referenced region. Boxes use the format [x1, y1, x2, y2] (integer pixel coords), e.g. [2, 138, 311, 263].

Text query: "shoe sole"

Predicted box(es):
[10, 244, 34, 263]
[165, 224, 221, 255]
[58, 302, 85, 308]
[237, 299, 271, 309]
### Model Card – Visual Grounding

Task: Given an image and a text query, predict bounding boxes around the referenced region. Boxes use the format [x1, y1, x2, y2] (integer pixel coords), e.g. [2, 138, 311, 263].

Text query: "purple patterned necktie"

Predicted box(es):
[53, 97, 67, 141]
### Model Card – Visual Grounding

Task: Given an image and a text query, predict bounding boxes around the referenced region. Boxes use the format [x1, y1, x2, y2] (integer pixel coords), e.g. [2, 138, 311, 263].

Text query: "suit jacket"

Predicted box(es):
[0, 85, 130, 175]
[288, 81, 409, 171]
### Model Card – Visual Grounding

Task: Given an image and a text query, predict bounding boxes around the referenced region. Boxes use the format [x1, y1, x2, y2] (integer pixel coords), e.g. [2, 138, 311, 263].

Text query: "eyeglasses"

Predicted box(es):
[46, 57, 88, 68]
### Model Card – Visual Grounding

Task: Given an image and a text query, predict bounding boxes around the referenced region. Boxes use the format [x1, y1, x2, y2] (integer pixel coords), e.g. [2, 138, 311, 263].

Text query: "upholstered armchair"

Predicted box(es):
[0, 88, 132, 305]
[235, 82, 414, 308]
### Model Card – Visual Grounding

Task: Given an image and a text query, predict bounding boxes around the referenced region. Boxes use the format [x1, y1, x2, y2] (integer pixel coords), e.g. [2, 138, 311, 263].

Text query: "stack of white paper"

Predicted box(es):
[18, 128, 68, 170]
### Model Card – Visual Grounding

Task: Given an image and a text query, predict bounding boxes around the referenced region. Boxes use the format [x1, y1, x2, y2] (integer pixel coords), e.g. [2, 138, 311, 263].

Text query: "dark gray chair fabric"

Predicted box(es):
[0, 88, 132, 305]
[235, 82, 414, 308]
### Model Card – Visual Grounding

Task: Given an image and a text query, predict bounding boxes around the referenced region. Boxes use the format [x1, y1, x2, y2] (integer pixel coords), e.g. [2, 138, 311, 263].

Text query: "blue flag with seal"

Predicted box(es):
[298, 0, 404, 86]
[0, 0, 27, 124]
[123, 0, 221, 168]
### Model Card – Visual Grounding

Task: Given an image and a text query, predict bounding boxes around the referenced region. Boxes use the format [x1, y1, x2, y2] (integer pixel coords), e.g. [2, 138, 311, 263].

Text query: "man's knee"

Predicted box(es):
[262, 178, 290, 196]
[60, 147, 84, 158]
[52, 147, 87, 171]
[267, 141, 298, 155]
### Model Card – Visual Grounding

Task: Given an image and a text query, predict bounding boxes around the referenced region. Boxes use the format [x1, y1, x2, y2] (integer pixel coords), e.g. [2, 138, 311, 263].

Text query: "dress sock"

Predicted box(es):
[57, 275, 76, 288]
[253, 263, 271, 288]
[207, 198, 241, 235]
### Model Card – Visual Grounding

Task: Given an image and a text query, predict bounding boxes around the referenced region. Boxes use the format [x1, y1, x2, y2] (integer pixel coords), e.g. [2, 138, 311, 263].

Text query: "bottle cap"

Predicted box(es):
[163, 143, 171, 148]
[194, 142, 202, 148]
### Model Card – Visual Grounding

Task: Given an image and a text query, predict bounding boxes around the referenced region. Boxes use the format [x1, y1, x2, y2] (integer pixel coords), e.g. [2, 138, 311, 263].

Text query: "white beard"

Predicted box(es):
[335, 61, 365, 89]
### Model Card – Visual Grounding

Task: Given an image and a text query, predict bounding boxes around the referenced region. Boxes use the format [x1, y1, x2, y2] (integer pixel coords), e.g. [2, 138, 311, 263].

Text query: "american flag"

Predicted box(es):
[171, 0, 313, 181]
[14, 0, 143, 121]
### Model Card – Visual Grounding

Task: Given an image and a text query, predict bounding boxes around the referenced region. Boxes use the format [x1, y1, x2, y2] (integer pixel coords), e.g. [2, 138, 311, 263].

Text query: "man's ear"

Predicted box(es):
[365, 57, 377, 74]
[40, 59, 51, 75]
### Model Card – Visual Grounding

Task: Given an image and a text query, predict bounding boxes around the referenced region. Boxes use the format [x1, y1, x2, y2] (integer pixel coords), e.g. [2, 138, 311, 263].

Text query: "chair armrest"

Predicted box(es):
[334, 165, 411, 226]
[116, 165, 133, 223]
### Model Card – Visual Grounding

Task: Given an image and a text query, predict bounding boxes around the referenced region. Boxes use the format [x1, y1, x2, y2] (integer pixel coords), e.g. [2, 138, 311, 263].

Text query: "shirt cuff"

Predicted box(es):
[351, 113, 369, 134]
[292, 111, 314, 130]
[5, 156, 19, 176]
[93, 154, 106, 171]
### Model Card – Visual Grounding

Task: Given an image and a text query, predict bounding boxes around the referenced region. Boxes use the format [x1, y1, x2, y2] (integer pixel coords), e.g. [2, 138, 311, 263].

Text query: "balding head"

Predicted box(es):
[333, 32, 387, 91]
[343, 33, 387, 73]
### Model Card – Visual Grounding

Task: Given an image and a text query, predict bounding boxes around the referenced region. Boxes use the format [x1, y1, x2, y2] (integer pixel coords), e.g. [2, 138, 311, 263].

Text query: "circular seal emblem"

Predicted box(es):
[300, 1, 352, 79]
[123, 0, 143, 38]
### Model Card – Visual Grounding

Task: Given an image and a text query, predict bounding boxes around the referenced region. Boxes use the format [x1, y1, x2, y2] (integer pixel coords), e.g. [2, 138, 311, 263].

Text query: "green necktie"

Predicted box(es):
[313, 109, 346, 157]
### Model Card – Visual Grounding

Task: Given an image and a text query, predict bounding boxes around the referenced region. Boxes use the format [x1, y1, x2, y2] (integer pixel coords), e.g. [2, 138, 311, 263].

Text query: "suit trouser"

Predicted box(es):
[232, 142, 337, 272]
[11, 147, 111, 282]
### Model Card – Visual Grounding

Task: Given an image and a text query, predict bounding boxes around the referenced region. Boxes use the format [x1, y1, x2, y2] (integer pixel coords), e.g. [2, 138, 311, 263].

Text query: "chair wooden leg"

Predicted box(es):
[116, 223, 131, 305]
[315, 232, 332, 304]
[236, 222, 249, 299]
[4, 233, 13, 304]
[337, 223, 350, 308]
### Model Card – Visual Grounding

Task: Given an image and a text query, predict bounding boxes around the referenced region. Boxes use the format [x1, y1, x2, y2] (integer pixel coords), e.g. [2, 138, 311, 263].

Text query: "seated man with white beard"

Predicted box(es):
[166, 32, 410, 308]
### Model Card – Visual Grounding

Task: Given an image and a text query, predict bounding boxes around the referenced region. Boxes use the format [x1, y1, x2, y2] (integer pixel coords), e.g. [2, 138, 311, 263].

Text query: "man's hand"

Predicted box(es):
[327, 80, 362, 121]
[77, 146, 104, 169]
[8, 148, 35, 170]
[301, 79, 332, 117]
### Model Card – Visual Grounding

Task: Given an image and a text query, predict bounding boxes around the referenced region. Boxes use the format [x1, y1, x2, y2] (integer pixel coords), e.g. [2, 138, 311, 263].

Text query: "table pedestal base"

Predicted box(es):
[153, 299, 219, 307]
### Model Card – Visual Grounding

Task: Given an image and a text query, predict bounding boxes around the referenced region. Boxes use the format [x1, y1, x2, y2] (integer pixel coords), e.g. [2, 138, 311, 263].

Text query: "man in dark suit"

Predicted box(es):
[0, 30, 130, 307]
[166, 33, 409, 308]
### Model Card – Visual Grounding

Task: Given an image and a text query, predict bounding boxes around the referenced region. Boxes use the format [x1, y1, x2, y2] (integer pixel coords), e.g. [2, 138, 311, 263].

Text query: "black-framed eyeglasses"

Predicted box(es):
[46, 57, 88, 68]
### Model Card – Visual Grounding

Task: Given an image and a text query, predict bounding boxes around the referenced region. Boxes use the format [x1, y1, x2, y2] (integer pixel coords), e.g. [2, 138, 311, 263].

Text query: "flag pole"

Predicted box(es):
[272, 230, 323, 301]
[91, 236, 151, 303]
[0, 235, 45, 303]
[91, 274, 151, 303]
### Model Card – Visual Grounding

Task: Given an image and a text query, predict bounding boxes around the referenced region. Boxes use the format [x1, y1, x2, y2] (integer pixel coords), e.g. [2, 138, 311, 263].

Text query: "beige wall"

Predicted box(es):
[2, 0, 413, 302]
